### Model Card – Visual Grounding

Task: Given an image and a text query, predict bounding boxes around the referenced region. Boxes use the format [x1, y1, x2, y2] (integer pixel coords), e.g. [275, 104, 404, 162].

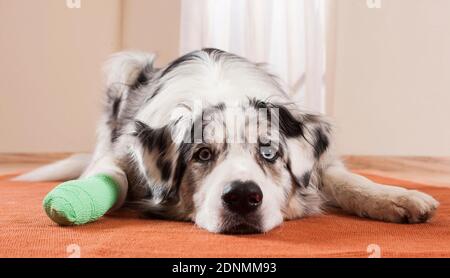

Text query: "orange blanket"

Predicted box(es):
[0, 173, 449, 258]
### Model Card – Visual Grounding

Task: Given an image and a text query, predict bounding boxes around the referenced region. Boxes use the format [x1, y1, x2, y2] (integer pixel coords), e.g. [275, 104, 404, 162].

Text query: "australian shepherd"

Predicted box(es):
[18, 48, 439, 234]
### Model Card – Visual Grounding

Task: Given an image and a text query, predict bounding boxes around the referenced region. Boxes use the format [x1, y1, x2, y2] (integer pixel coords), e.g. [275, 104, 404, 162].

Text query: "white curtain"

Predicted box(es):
[180, 0, 326, 113]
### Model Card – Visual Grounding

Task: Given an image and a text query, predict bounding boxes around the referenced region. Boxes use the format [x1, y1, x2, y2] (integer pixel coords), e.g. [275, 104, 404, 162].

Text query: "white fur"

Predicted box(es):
[103, 51, 155, 88]
[13, 154, 91, 181]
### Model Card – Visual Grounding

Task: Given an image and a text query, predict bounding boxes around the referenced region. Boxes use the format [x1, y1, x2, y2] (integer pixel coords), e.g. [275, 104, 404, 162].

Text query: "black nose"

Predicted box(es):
[222, 181, 263, 215]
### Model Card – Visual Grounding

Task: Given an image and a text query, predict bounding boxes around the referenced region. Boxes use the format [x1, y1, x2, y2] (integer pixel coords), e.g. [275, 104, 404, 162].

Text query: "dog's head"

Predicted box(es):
[122, 49, 331, 233]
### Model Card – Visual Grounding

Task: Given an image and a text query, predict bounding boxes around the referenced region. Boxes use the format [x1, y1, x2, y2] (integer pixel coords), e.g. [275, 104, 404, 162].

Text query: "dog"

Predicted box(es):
[18, 48, 439, 234]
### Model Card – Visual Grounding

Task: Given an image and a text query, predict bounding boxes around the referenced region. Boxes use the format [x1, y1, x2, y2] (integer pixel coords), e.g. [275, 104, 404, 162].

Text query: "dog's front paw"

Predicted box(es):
[384, 190, 439, 223]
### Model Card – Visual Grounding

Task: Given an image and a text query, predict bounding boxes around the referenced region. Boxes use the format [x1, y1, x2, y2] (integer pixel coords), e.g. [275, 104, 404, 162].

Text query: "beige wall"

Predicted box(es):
[330, 0, 450, 156]
[1, 0, 449, 156]
[0, 0, 181, 153]
[122, 0, 181, 67]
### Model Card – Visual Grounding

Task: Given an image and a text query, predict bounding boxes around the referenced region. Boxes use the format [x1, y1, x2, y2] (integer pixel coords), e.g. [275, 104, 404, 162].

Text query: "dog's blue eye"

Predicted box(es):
[260, 146, 278, 162]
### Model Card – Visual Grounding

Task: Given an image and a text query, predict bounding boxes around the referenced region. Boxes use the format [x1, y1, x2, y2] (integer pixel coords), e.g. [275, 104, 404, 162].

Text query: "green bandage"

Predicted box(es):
[43, 174, 120, 226]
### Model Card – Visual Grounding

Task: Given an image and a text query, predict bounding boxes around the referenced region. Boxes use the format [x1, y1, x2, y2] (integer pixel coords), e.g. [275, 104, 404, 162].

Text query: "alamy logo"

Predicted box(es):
[166, 102, 281, 147]
[367, 244, 381, 258]
[67, 244, 81, 258]
[66, 0, 81, 9]
[367, 0, 381, 9]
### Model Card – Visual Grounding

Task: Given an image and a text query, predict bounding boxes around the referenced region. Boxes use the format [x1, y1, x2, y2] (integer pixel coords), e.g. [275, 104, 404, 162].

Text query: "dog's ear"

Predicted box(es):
[256, 100, 332, 188]
[134, 120, 183, 201]
[285, 111, 331, 187]
[277, 106, 331, 160]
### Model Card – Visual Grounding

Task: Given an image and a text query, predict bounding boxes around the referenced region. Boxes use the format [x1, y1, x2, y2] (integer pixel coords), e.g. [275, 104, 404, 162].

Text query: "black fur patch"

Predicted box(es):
[214, 102, 226, 111]
[250, 98, 267, 109]
[157, 158, 172, 181]
[110, 128, 121, 143]
[202, 48, 229, 62]
[109, 97, 121, 143]
[135, 121, 172, 153]
[250, 99, 304, 138]
[172, 143, 191, 193]
[111, 97, 121, 118]
[131, 71, 149, 90]
[313, 127, 329, 159]
[202, 48, 226, 55]
[277, 105, 304, 138]
[134, 121, 176, 184]
[301, 171, 311, 187]
[105, 86, 124, 143]
[160, 52, 197, 77]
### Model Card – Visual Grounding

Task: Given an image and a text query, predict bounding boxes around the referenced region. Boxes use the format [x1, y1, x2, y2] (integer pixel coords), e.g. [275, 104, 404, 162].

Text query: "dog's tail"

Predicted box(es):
[12, 52, 156, 182]
[12, 154, 92, 182]
[104, 51, 155, 91]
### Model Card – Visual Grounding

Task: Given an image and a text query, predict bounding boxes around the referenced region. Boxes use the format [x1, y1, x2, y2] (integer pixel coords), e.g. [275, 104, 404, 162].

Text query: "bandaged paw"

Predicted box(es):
[43, 174, 120, 225]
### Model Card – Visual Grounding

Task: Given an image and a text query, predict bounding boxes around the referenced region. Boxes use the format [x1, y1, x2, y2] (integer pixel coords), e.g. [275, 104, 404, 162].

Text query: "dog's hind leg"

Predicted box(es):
[320, 163, 439, 223]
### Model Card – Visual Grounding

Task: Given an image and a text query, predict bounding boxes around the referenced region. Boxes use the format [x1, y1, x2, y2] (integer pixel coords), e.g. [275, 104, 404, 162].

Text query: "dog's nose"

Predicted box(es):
[222, 181, 263, 214]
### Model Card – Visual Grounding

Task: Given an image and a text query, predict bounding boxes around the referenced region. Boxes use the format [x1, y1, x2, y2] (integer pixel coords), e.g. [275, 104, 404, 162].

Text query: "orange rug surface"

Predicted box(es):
[0, 172, 449, 258]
